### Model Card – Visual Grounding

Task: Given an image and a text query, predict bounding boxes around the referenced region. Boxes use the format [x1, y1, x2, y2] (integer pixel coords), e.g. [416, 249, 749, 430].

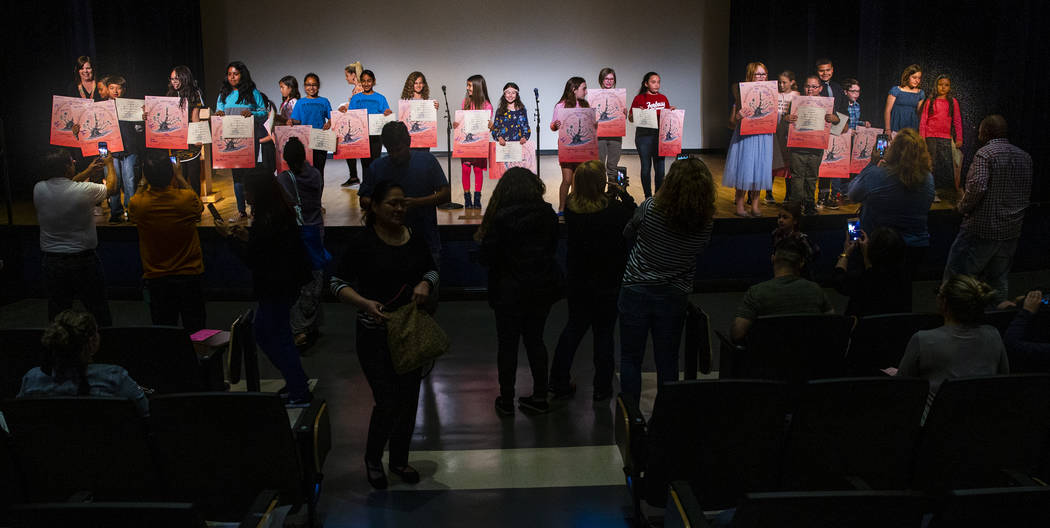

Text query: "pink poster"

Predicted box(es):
[210, 119, 255, 169]
[556, 107, 598, 163]
[398, 100, 438, 148]
[786, 96, 833, 149]
[453, 110, 490, 158]
[588, 89, 627, 137]
[850, 126, 879, 174]
[274, 125, 314, 173]
[144, 96, 188, 150]
[332, 109, 371, 160]
[50, 95, 91, 148]
[489, 139, 537, 180]
[738, 81, 778, 136]
[658, 109, 686, 157]
[77, 100, 124, 156]
[819, 130, 852, 179]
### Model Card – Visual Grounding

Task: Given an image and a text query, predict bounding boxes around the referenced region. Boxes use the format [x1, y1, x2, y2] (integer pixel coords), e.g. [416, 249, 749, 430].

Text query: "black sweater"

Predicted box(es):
[563, 194, 636, 297]
[480, 201, 563, 310]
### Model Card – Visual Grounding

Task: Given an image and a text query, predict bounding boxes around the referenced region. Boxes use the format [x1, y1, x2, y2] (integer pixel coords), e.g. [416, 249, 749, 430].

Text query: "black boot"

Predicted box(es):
[463, 192, 473, 208]
[473, 191, 482, 209]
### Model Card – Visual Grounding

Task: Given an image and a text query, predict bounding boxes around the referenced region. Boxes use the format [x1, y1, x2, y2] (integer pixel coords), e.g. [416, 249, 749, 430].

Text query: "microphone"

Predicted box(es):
[441, 85, 447, 94]
[534, 88, 539, 98]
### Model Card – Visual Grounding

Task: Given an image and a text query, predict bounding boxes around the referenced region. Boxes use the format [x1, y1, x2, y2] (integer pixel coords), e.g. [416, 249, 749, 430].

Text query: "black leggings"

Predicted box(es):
[356, 322, 422, 466]
[494, 305, 552, 399]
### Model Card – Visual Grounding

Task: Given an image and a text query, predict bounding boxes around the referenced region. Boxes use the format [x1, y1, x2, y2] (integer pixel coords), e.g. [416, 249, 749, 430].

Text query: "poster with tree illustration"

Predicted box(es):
[739, 81, 778, 135]
[210, 119, 255, 169]
[144, 96, 188, 149]
[850, 126, 879, 174]
[819, 129, 852, 179]
[587, 88, 627, 137]
[556, 107, 598, 163]
[50, 95, 91, 148]
[398, 99, 438, 148]
[489, 139, 537, 180]
[274, 125, 314, 173]
[658, 109, 686, 157]
[331, 109, 370, 159]
[77, 100, 124, 156]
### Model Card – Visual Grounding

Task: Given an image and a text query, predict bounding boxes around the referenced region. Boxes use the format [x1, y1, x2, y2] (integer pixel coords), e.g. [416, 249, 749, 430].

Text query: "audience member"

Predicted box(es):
[1004, 290, 1050, 372]
[330, 180, 438, 490]
[34, 149, 118, 325]
[18, 310, 149, 416]
[477, 168, 563, 416]
[832, 226, 911, 317]
[549, 161, 636, 402]
[619, 157, 715, 401]
[277, 137, 329, 349]
[359, 121, 451, 265]
[128, 152, 205, 332]
[784, 75, 840, 216]
[731, 237, 834, 342]
[771, 200, 819, 280]
[217, 172, 313, 404]
[896, 275, 1008, 414]
[943, 115, 1032, 306]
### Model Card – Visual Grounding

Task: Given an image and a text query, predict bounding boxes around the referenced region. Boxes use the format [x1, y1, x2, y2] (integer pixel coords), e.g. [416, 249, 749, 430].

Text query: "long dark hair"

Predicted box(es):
[921, 75, 957, 137]
[474, 167, 546, 241]
[41, 310, 98, 396]
[364, 180, 405, 227]
[496, 82, 525, 114]
[219, 61, 259, 106]
[279, 75, 301, 102]
[73, 56, 94, 83]
[638, 72, 660, 96]
[167, 65, 202, 110]
[558, 77, 589, 108]
[463, 74, 490, 110]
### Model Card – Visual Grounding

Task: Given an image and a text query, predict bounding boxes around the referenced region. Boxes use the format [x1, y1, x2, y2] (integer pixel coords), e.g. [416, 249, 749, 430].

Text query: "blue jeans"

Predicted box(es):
[634, 134, 664, 198]
[618, 284, 688, 400]
[254, 299, 310, 399]
[233, 180, 247, 215]
[106, 154, 138, 217]
[943, 231, 1019, 304]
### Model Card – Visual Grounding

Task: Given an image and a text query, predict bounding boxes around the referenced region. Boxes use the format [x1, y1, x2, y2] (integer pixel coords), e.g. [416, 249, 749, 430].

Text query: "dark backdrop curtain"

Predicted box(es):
[729, 0, 1048, 202]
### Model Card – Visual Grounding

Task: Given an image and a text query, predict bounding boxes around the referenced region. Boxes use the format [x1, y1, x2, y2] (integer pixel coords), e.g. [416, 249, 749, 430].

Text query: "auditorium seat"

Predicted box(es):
[717, 314, 852, 382]
[980, 309, 1017, 337]
[912, 374, 1050, 491]
[0, 397, 158, 502]
[665, 480, 927, 528]
[97, 326, 224, 393]
[928, 486, 1050, 527]
[845, 313, 944, 376]
[9, 501, 208, 528]
[683, 301, 713, 377]
[227, 309, 261, 392]
[781, 377, 928, 491]
[0, 328, 45, 399]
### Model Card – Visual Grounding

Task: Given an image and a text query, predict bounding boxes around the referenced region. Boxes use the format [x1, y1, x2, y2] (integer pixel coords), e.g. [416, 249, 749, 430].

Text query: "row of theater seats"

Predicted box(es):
[0, 393, 330, 527]
[615, 375, 1050, 526]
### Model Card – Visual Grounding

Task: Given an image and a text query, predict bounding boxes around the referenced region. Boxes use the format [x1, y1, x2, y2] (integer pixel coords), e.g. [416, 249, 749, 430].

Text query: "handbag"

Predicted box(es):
[386, 302, 449, 374]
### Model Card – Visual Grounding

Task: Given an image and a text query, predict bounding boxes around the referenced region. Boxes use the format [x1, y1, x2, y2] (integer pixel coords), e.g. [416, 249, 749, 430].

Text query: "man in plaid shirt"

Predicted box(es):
[943, 115, 1032, 305]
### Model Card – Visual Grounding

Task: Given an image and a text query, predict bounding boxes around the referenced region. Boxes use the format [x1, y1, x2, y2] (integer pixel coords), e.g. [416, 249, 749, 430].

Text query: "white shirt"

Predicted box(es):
[34, 177, 108, 253]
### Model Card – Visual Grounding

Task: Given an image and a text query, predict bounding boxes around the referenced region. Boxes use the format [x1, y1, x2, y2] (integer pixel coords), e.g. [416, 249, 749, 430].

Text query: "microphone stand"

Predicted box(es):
[533, 88, 541, 181]
[437, 85, 463, 210]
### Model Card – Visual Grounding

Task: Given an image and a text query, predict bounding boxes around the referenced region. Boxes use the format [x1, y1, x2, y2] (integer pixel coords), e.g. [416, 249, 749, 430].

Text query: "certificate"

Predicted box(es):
[187, 121, 211, 144]
[274, 125, 314, 172]
[632, 108, 658, 129]
[556, 107, 598, 163]
[819, 129, 852, 179]
[368, 113, 397, 136]
[115, 98, 144, 121]
[490, 139, 536, 180]
[658, 109, 686, 157]
[145, 95, 188, 149]
[408, 99, 437, 122]
[331, 109, 371, 159]
[309, 128, 337, 152]
[795, 106, 826, 132]
[830, 112, 850, 136]
[222, 115, 253, 139]
[738, 81, 778, 135]
[78, 100, 125, 156]
[452, 110, 490, 158]
[787, 96, 833, 149]
[588, 89, 627, 137]
[50, 95, 91, 148]
[493, 141, 523, 163]
[210, 119, 255, 169]
[398, 100, 438, 148]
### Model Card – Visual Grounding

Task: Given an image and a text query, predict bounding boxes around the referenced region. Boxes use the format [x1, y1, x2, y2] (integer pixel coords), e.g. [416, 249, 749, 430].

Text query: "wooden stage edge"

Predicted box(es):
[5, 153, 953, 228]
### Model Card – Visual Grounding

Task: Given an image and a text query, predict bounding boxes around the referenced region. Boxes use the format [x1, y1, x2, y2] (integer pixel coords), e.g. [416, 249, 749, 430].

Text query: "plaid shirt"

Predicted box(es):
[958, 139, 1033, 239]
[847, 101, 861, 130]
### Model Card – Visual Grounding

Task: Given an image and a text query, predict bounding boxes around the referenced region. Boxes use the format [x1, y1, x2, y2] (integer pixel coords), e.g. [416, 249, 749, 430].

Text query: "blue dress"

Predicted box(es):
[723, 126, 773, 191]
[888, 86, 925, 132]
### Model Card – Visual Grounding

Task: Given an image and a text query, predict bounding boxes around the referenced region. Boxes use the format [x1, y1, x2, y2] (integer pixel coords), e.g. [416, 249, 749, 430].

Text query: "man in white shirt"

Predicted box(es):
[34, 149, 118, 324]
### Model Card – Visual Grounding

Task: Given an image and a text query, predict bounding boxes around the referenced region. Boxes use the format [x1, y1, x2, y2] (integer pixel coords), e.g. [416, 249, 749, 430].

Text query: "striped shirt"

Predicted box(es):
[958, 139, 1032, 240]
[621, 197, 713, 293]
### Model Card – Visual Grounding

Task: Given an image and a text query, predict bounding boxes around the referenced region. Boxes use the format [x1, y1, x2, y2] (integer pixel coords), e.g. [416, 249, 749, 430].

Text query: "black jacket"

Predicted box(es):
[480, 201, 563, 310]
[564, 192, 636, 297]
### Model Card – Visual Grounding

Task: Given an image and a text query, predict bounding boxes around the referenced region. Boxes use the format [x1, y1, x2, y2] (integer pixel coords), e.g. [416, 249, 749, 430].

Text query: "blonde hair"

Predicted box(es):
[567, 161, 608, 214]
[654, 157, 716, 232]
[344, 61, 363, 79]
[884, 128, 931, 190]
[939, 275, 998, 325]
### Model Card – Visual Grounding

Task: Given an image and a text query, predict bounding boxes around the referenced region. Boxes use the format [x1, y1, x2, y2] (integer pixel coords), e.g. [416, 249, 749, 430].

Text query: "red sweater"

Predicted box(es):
[919, 98, 962, 143]
[630, 92, 670, 131]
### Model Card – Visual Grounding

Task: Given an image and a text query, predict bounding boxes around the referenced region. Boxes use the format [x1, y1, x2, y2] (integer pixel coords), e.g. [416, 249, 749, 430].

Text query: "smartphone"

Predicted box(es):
[207, 203, 224, 225]
[97, 141, 109, 157]
[846, 217, 860, 241]
[875, 134, 890, 157]
[616, 167, 627, 186]
[169, 155, 178, 165]
[1042, 293, 1050, 306]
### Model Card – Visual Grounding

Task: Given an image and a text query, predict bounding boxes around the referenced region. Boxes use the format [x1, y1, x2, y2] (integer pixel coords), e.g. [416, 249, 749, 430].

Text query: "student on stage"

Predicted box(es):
[814, 58, 849, 209]
[288, 72, 333, 178]
[770, 70, 799, 204]
[167, 65, 204, 197]
[919, 74, 963, 203]
[550, 76, 590, 213]
[456, 74, 492, 209]
[491, 82, 531, 150]
[101, 75, 145, 224]
[340, 61, 364, 187]
[784, 75, 840, 216]
[214, 61, 269, 220]
[596, 67, 622, 182]
[342, 70, 392, 183]
[629, 72, 675, 199]
[276, 75, 300, 126]
[838, 78, 871, 205]
[400, 71, 440, 153]
[883, 64, 925, 136]
[724, 62, 774, 217]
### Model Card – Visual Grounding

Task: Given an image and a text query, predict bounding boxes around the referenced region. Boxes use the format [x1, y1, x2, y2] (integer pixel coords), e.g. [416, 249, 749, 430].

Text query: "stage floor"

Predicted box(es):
[6, 153, 953, 228]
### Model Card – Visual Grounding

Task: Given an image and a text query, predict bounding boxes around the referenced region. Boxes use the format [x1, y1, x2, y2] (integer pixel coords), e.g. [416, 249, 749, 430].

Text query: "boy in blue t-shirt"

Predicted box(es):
[288, 73, 332, 176]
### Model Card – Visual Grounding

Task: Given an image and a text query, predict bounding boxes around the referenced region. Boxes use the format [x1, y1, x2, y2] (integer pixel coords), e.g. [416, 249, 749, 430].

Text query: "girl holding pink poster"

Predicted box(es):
[630, 72, 674, 198]
[454, 75, 492, 209]
[551, 76, 596, 213]
[593, 68, 626, 182]
[166, 65, 205, 196]
[657, 109, 685, 157]
[724, 62, 774, 217]
[399, 72, 440, 151]
[145, 95, 189, 150]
